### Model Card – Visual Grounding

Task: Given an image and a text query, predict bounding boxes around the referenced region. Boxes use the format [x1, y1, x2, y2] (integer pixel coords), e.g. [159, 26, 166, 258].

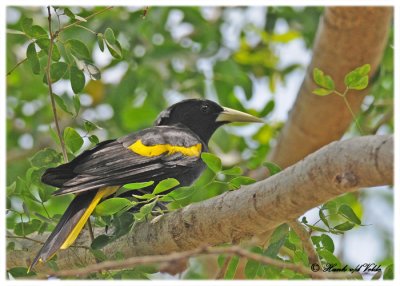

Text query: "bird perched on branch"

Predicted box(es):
[30, 99, 263, 270]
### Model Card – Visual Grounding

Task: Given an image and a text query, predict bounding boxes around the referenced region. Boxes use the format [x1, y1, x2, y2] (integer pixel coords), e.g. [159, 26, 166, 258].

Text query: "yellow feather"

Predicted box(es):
[128, 139, 202, 157]
[60, 186, 118, 249]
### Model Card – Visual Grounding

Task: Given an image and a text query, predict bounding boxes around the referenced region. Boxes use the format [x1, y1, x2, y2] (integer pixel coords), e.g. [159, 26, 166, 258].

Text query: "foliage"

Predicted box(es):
[6, 6, 393, 280]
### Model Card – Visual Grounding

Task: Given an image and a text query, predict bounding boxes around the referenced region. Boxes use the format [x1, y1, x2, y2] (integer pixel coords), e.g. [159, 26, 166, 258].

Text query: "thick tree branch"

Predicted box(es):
[267, 7, 392, 169]
[7, 135, 393, 272]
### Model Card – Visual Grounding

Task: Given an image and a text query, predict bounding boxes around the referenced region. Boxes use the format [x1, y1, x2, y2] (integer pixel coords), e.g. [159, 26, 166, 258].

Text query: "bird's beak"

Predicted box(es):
[216, 107, 264, 123]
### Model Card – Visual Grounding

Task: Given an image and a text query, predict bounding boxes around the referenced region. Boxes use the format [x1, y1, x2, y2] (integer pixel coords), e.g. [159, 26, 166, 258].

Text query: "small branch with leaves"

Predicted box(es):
[312, 64, 372, 134]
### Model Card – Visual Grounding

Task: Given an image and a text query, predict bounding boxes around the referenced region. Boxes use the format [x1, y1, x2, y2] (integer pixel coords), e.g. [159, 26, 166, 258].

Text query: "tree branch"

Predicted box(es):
[38, 245, 356, 279]
[45, 6, 68, 162]
[7, 135, 392, 272]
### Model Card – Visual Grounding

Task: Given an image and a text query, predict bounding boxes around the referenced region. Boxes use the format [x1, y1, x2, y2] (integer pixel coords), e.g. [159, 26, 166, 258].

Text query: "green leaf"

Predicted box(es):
[36, 39, 61, 61]
[67, 39, 90, 60]
[123, 181, 155, 190]
[51, 62, 68, 82]
[106, 39, 123, 59]
[53, 93, 73, 115]
[88, 135, 99, 145]
[26, 42, 40, 74]
[134, 200, 157, 222]
[70, 66, 85, 94]
[201, 152, 222, 173]
[259, 100, 275, 117]
[321, 201, 337, 211]
[346, 75, 369, 90]
[104, 27, 116, 44]
[83, 120, 98, 132]
[31, 25, 48, 38]
[29, 148, 62, 168]
[89, 249, 107, 262]
[320, 234, 335, 253]
[263, 161, 281, 176]
[293, 249, 309, 266]
[153, 178, 180, 195]
[44, 62, 68, 84]
[338, 204, 361, 225]
[383, 264, 393, 280]
[244, 247, 263, 278]
[229, 176, 256, 189]
[224, 255, 240, 279]
[94, 198, 133, 216]
[8, 267, 36, 278]
[344, 64, 371, 90]
[104, 28, 123, 59]
[72, 94, 81, 115]
[319, 209, 330, 228]
[313, 68, 335, 90]
[63, 8, 75, 19]
[288, 229, 301, 245]
[333, 221, 355, 231]
[306, 223, 328, 233]
[63, 127, 83, 153]
[20, 17, 33, 35]
[14, 219, 41, 236]
[91, 234, 112, 249]
[97, 33, 105, 52]
[318, 249, 342, 268]
[265, 224, 289, 258]
[312, 88, 333, 96]
[221, 166, 242, 176]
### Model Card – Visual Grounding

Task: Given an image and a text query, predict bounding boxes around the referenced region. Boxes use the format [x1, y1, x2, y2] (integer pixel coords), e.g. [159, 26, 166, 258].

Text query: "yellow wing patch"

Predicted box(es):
[128, 139, 202, 157]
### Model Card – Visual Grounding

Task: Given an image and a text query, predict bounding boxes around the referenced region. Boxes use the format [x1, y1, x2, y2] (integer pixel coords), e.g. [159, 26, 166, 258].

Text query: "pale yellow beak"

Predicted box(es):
[216, 107, 264, 123]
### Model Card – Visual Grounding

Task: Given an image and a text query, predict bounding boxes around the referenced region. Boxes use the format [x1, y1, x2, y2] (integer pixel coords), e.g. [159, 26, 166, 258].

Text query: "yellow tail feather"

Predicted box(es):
[60, 186, 118, 249]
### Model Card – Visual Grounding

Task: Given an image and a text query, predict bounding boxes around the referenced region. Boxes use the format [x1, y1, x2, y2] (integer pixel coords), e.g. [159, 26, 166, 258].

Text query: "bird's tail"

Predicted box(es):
[29, 186, 117, 271]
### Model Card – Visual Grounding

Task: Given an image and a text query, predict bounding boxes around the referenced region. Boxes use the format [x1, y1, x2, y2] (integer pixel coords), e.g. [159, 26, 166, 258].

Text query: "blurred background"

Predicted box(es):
[6, 6, 393, 279]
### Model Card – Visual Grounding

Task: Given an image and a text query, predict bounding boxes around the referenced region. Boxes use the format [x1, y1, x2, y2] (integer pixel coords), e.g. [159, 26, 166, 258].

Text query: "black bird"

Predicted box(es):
[30, 99, 263, 270]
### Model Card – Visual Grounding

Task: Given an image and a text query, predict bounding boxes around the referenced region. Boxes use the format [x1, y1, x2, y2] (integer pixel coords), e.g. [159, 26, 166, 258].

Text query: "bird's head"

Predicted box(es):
[154, 99, 263, 143]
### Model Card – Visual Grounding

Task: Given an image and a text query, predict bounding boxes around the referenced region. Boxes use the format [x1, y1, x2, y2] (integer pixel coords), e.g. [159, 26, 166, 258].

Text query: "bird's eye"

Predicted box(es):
[200, 104, 209, 113]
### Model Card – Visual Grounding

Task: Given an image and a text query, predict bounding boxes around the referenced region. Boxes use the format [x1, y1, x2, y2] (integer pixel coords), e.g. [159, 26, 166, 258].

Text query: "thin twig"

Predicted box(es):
[75, 24, 98, 35]
[46, 6, 68, 162]
[288, 220, 323, 280]
[7, 235, 45, 245]
[60, 6, 114, 32]
[342, 95, 364, 135]
[6, 236, 90, 250]
[87, 220, 95, 243]
[41, 245, 356, 279]
[7, 57, 28, 76]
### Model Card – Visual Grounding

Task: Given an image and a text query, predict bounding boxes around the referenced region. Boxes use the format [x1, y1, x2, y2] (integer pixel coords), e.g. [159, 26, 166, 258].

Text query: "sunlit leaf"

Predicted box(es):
[313, 68, 335, 90]
[201, 152, 222, 173]
[338, 204, 361, 225]
[94, 198, 133, 216]
[53, 93, 73, 115]
[153, 178, 180, 195]
[63, 127, 83, 153]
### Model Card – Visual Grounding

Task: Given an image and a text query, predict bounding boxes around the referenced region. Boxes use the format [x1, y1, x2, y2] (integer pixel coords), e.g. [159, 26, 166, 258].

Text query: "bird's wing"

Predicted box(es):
[42, 126, 204, 196]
